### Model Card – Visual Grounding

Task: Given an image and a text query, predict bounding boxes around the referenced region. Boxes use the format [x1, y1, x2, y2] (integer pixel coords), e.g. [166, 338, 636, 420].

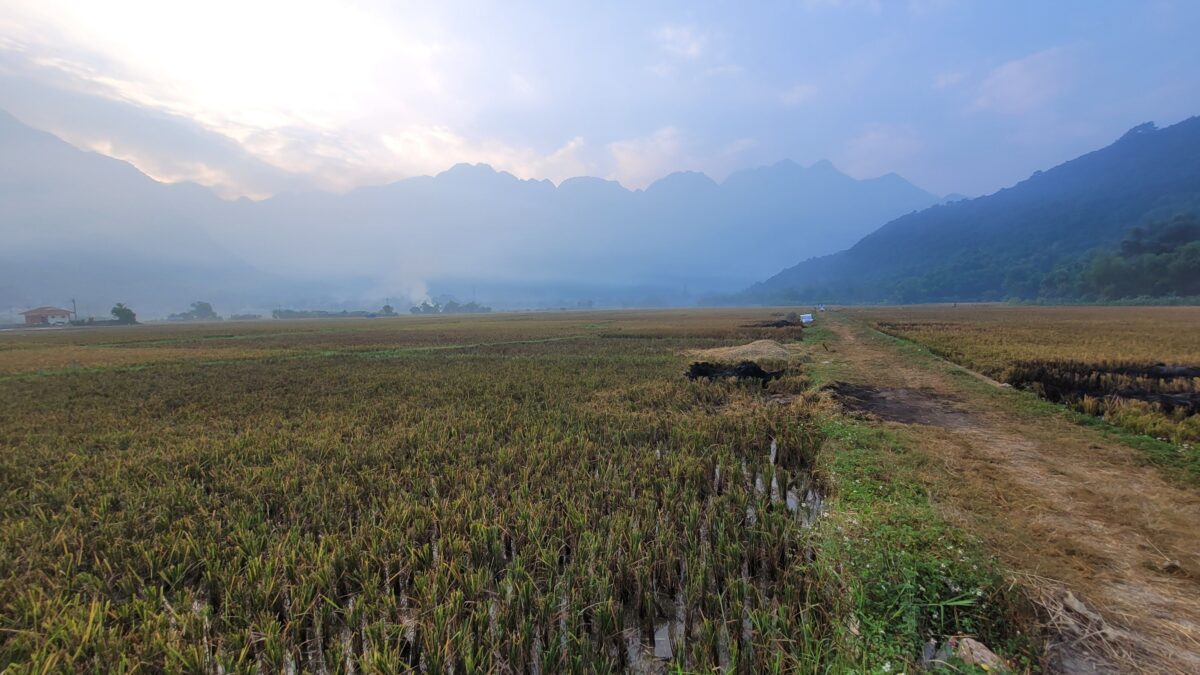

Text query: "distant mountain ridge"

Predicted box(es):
[0, 109, 940, 313]
[743, 117, 1200, 303]
[244, 156, 938, 284]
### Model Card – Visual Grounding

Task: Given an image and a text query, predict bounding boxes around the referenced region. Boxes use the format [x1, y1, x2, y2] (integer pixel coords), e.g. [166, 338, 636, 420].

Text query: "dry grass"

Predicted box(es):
[0, 309, 842, 671]
[689, 338, 805, 362]
[0, 308, 1038, 672]
[853, 304, 1200, 444]
[0, 345, 285, 375]
[817, 314, 1200, 673]
[853, 304, 1200, 374]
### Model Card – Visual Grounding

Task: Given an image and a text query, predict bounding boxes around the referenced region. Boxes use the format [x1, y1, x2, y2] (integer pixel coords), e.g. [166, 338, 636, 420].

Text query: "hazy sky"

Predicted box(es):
[1, 0, 1197, 198]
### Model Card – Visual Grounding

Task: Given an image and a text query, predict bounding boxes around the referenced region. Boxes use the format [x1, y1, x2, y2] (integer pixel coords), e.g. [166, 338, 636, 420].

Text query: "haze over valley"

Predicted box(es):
[2, 1, 1197, 317]
[1, 110, 945, 315]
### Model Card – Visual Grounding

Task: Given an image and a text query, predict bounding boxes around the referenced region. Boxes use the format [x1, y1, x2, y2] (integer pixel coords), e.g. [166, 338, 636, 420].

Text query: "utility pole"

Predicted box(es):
[71, 298, 77, 321]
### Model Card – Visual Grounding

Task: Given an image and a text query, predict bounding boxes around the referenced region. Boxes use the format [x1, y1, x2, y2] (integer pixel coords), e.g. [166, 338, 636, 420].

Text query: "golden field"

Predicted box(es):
[854, 304, 1200, 443]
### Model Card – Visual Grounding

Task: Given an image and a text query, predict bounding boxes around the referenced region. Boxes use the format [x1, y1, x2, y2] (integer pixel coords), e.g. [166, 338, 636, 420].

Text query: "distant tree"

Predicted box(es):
[111, 303, 137, 324]
[380, 304, 396, 316]
[190, 301, 218, 320]
[1033, 213, 1200, 301]
[1120, 214, 1200, 256]
[463, 301, 491, 313]
[271, 308, 370, 319]
[169, 301, 219, 321]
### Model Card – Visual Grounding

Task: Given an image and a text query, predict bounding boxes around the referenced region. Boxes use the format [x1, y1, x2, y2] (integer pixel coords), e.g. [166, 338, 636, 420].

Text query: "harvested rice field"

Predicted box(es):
[6, 307, 1200, 672]
[857, 305, 1200, 446]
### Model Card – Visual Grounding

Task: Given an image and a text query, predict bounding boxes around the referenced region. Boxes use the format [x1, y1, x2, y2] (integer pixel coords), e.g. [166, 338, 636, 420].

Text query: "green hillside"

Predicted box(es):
[744, 118, 1200, 304]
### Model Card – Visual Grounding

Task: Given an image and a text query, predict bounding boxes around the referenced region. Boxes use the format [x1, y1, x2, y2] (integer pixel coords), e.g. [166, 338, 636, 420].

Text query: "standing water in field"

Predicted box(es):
[622, 593, 686, 673]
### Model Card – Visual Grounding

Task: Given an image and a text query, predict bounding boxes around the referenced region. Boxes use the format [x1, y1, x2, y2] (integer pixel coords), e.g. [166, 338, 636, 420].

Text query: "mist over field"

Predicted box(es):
[2, 1, 1198, 318]
[0, 110, 939, 315]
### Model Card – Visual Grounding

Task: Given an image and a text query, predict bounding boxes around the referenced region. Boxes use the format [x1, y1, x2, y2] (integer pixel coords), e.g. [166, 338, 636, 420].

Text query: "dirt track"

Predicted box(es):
[822, 316, 1200, 674]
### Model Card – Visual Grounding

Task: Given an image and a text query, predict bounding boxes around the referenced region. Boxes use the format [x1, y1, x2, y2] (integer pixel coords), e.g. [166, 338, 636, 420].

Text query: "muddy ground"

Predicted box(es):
[825, 382, 975, 428]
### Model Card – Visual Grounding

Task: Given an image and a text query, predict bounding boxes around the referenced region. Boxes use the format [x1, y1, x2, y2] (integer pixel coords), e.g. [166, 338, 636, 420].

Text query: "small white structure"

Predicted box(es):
[21, 306, 73, 326]
[799, 313, 814, 325]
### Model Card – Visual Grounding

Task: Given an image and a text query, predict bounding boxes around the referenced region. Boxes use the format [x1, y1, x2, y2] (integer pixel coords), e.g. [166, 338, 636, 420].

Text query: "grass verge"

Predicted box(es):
[812, 418, 1041, 672]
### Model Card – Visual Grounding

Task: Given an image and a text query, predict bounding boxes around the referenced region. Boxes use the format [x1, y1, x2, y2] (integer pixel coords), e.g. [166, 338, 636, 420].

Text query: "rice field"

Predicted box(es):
[0, 312, 822, 672]
[856, 304, 1200, 444]
[0, 310, 1032, 672]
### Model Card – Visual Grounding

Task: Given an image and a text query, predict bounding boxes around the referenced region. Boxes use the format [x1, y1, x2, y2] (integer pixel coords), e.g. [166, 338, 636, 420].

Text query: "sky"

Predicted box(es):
[1, 0, 1198, 199]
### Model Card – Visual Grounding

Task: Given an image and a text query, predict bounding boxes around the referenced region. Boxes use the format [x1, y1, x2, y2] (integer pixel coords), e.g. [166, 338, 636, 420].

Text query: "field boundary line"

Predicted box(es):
[0, 333, 596, 382]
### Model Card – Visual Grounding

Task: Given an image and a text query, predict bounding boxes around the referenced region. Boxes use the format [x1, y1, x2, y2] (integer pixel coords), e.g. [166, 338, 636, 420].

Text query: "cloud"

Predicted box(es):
[376, 128, 593, 187]
[907, 0, 958, 14]
[655, 24, 707, 59]
[973, 48, 1070, 115]
[720, 138, 757, 156]
[799, 0, 953, 13]
[647, 62, 676, 78]
[0, 53, 314, 198]
[606, 127, 685, 189]
[0, 16, 597, 195]
[704, 64, 745, 77]
[933, 71, 963, 89]
[780, 83, 819, 107]
[839, 122, 922, 178]
[0, 1, 594, 195]
[799, 0, 882, 13]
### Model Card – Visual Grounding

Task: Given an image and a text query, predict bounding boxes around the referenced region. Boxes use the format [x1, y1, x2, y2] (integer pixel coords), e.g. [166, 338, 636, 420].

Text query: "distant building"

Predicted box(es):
[21, 306, 73, 326]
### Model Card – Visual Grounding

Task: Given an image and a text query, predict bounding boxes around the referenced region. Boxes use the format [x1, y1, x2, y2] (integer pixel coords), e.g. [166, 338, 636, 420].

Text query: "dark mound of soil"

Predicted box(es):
[687, 361, 783, 388]
[742, 319, 802, 328]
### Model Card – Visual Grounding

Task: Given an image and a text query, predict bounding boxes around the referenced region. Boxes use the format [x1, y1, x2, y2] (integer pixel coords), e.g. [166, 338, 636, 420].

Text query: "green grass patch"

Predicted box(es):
[813, 419, 1039, 672]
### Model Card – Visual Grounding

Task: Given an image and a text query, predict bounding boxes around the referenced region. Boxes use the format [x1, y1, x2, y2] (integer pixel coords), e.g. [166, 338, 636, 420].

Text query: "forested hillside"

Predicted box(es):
[743, 118, 1200, 304]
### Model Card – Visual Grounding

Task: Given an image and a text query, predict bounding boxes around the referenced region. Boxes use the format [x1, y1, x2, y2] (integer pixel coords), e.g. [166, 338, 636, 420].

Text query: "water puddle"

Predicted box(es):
[622, 593, 686, 673]
[729, 437, 825, 526]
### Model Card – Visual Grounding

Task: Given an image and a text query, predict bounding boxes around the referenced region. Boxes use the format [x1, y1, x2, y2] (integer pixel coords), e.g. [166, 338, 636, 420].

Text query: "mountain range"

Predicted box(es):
[0, 110, 939, 316]
[743, 117, 1200, 303]
[5, 107, 1197, 317]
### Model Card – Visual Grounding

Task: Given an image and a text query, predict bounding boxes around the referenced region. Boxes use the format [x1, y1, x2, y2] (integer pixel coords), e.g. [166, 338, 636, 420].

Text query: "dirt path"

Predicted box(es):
[819, 315, 1200, 674]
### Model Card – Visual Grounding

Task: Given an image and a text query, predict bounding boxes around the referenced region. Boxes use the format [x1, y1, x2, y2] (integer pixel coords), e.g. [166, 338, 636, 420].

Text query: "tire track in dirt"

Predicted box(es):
[822, 316, 1200, 674]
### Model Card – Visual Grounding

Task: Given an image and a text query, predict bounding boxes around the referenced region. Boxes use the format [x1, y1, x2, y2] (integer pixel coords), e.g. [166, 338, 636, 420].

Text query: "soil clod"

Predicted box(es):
[686, 360, 783, 388]
[741, 319, 802, 328]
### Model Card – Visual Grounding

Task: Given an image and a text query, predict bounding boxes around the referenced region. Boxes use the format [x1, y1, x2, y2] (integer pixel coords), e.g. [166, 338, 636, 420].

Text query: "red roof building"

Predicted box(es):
[21, 306, 73, 326]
